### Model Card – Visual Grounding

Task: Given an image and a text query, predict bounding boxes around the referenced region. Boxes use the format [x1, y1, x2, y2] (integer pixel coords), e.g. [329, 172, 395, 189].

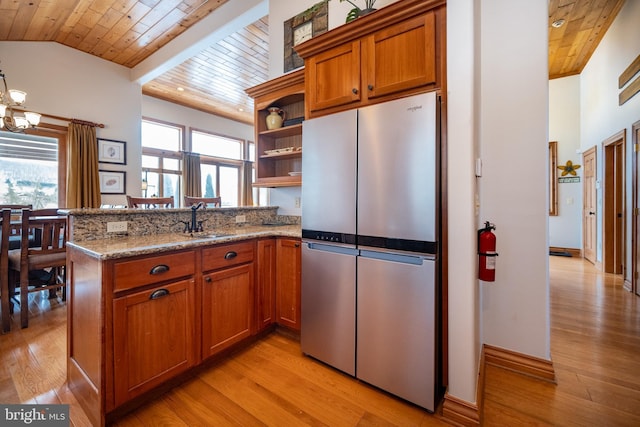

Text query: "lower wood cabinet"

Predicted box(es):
[256, 238, 277, 332]
[202, 263, 254, 358]
[67, 235, 300, 426]
[276, 238, 301, 331]
[112, 278, 196, 406]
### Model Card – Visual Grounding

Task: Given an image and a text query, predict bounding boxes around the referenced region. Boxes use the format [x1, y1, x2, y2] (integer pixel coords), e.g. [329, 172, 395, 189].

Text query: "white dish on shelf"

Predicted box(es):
[288, 171, 302, 176]
[264, 147, 296, 155]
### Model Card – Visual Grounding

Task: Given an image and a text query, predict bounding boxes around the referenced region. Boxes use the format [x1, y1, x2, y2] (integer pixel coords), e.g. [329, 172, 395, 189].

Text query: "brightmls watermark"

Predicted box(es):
[1, 405, 69, 426]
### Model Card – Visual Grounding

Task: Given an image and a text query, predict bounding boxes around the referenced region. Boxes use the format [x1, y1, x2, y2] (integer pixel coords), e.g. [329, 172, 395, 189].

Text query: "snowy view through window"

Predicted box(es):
[0, 132, 58, 208]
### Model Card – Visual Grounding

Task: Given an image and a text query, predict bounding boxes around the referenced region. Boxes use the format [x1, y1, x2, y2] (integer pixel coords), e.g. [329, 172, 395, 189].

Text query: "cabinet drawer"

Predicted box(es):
[202, 241, 254, 272]
[113, 250, 196, 292]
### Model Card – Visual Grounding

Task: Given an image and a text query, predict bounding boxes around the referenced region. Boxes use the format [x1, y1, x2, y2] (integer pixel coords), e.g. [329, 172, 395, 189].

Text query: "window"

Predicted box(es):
[0, 131, 62, 208]
[189, 130, 251, 207]
[141, 120, 184, 207]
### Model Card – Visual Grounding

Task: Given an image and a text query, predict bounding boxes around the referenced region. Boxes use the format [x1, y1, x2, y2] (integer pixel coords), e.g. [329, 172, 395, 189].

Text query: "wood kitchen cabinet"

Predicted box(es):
[276, 238, 301, 331]
[201, 241, 255, 358]
[67, 235, 297, 426]
[112, 278, 196, 406]
[296, 0, 445, 118]
[245, 69, 304, 187]
[256, 238, 276, 332]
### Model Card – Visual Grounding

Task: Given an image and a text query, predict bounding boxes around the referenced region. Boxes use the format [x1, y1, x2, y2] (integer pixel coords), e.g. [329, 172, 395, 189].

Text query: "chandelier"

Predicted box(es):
[0, 69, 41, 132]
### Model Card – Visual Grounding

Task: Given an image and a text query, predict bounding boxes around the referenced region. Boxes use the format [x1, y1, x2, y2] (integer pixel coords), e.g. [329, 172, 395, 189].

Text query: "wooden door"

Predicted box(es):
[276, 238, 301, 331]
[603, 131, 626, 274]
[583, 147, 597, 264]
[113, 278, 195, 406]
[306, 41, 361, 114]
[633, 121, 640, 295]
[364, 12, 436, 99]
[202, 263, 253, 359]
[256, 239, 276, 331]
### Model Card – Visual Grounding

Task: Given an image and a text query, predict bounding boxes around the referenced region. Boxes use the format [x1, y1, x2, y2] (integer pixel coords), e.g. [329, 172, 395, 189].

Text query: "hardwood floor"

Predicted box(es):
[0, 256, 639, 426]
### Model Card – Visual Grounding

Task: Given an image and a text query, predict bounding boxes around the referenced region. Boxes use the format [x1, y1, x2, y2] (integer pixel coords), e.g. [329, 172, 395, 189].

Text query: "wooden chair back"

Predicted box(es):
[126, 196, 174, 208]
[1, 209, 11, 333]
[8, 209, 68, 328]
[184, 196, 221, 209]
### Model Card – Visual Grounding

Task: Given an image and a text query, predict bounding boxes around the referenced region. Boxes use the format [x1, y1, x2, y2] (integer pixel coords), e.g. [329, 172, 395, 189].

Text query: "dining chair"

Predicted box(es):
[7, 209, 68, 329]
[126, 196, 174, 208]
[184, 196, 221, 209]
[1, 209, 12, 333]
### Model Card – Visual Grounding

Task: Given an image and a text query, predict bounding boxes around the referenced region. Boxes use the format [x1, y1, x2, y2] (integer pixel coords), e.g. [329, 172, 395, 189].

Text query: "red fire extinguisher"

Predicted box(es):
[478, 221, 498, 282]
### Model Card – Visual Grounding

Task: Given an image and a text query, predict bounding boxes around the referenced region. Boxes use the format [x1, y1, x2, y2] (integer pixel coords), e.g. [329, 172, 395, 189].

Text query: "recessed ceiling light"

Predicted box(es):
[177, 87, 185, 92]
[551, 19, 565, 28]
[238, 107, 244, 112]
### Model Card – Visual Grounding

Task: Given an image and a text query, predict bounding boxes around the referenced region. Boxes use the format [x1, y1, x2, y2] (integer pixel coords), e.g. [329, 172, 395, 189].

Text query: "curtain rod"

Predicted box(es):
[16, 108, 105, 128]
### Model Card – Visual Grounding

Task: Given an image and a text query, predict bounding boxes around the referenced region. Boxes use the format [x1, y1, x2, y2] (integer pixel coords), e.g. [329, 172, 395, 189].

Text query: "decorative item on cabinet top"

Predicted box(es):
[284, 0, 329, 73]
[341, 0, 377, 23]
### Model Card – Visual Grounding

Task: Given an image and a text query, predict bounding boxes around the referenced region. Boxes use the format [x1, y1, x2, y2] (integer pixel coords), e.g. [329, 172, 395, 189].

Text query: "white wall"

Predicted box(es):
[549, 76, 582, 249]
[579, 0, 640, 281]
[478, 0, 549, 359]
[445, 0, 481, 404]
[0, 41, 141, 206]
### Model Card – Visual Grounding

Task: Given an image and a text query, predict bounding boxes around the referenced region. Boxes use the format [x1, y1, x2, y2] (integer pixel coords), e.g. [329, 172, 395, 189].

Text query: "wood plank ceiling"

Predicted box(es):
[0, 0, 627, 125]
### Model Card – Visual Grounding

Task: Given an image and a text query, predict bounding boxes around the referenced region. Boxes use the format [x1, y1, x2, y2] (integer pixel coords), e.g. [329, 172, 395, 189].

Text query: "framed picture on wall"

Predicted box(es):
[99, 170, 126, 194]
[98, 138, 126, 164]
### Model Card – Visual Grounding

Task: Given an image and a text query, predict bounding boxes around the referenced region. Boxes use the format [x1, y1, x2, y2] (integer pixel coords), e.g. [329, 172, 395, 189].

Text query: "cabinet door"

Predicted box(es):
[202, 263, 254, 358]
[113, 279, 195, 406]
[256, 239, 276, 332]
[364, 12, 436, 99]
[307, 41, 361, 113]
[276, 238, 301, 331]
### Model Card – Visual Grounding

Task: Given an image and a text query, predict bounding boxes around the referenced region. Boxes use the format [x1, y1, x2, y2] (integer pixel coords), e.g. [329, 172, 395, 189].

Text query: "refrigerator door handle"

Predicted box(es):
[359, 249, 435, 265]
[304, 241, 359, 256]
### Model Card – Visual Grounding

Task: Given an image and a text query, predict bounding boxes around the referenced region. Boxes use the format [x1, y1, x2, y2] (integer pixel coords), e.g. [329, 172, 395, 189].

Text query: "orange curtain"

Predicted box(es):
[66, 123, 101, 208]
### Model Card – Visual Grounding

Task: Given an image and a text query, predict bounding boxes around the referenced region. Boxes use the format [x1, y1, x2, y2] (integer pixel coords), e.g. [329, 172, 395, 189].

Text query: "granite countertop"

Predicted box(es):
[67, 224, 301, 260]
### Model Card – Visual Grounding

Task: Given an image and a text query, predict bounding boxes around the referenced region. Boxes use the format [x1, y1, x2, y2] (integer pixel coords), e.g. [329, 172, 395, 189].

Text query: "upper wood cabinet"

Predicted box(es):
[296, 0, 445, 118]
[245, 70, 304, 188]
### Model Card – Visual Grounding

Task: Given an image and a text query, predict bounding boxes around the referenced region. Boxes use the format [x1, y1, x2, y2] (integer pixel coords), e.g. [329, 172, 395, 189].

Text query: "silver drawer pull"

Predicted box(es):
[224, 251, 237, 260]
[150, 264, 170, 275]
[149, 288, 169, 300]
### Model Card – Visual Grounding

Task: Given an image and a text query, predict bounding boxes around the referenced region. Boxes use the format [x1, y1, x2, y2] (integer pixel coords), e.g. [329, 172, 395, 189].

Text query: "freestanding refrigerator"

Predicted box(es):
[301, 91, 439, 411]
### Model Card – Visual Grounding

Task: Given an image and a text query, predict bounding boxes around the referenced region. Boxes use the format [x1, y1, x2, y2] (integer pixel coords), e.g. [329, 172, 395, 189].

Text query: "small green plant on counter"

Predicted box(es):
[340, 0, 377, 23]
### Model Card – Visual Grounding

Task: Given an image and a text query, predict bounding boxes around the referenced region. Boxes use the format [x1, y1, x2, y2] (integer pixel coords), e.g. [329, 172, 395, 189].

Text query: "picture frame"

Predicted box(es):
[99, 170, 126, 194]
[283, 1, 329, 73]
[98, 138, 126, 165]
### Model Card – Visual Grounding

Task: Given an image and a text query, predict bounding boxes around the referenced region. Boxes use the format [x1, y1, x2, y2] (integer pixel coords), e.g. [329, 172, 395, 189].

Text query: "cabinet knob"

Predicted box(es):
[205, 276, 212, 283]
[352, 88, 358, 94]
[294, 243, 300, 248]
[368, 84, 374, 91]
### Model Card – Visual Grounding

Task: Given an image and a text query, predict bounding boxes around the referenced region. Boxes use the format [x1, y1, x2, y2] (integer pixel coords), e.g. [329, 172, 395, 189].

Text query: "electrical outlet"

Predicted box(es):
[294, 197, 301, 208]
[235, 215, 246, 224]
[107, 221, 128, 233]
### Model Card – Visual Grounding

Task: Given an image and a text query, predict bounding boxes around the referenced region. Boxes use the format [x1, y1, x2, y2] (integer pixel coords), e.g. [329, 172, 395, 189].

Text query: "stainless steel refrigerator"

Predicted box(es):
[301, 91, 439, 411]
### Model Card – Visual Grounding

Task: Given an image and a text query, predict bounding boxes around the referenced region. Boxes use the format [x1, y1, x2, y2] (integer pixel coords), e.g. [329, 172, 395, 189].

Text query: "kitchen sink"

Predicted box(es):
[185, 232, 233, 239]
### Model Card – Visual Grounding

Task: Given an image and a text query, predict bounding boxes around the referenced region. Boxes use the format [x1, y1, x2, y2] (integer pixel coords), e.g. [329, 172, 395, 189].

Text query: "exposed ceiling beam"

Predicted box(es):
[131, 0, 268, 85]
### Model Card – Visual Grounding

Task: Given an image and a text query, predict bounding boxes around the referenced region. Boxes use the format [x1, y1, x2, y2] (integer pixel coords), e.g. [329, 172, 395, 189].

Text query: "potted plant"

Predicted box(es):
[340, 0, 377, 23]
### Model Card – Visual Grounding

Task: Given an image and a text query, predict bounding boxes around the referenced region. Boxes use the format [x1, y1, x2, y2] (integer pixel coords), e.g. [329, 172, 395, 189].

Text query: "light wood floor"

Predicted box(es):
[1, 256, 639, 426]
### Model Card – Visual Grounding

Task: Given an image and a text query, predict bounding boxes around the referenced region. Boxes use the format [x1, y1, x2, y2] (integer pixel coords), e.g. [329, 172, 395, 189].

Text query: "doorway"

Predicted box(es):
[582, 147, 597, 264]
[603, 130, 626, 275]
[632, 120, 640, 296]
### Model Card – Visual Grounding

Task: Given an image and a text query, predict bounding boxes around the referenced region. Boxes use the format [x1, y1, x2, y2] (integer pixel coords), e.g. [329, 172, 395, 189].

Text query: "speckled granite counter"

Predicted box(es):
[67, 224, 301, 260]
